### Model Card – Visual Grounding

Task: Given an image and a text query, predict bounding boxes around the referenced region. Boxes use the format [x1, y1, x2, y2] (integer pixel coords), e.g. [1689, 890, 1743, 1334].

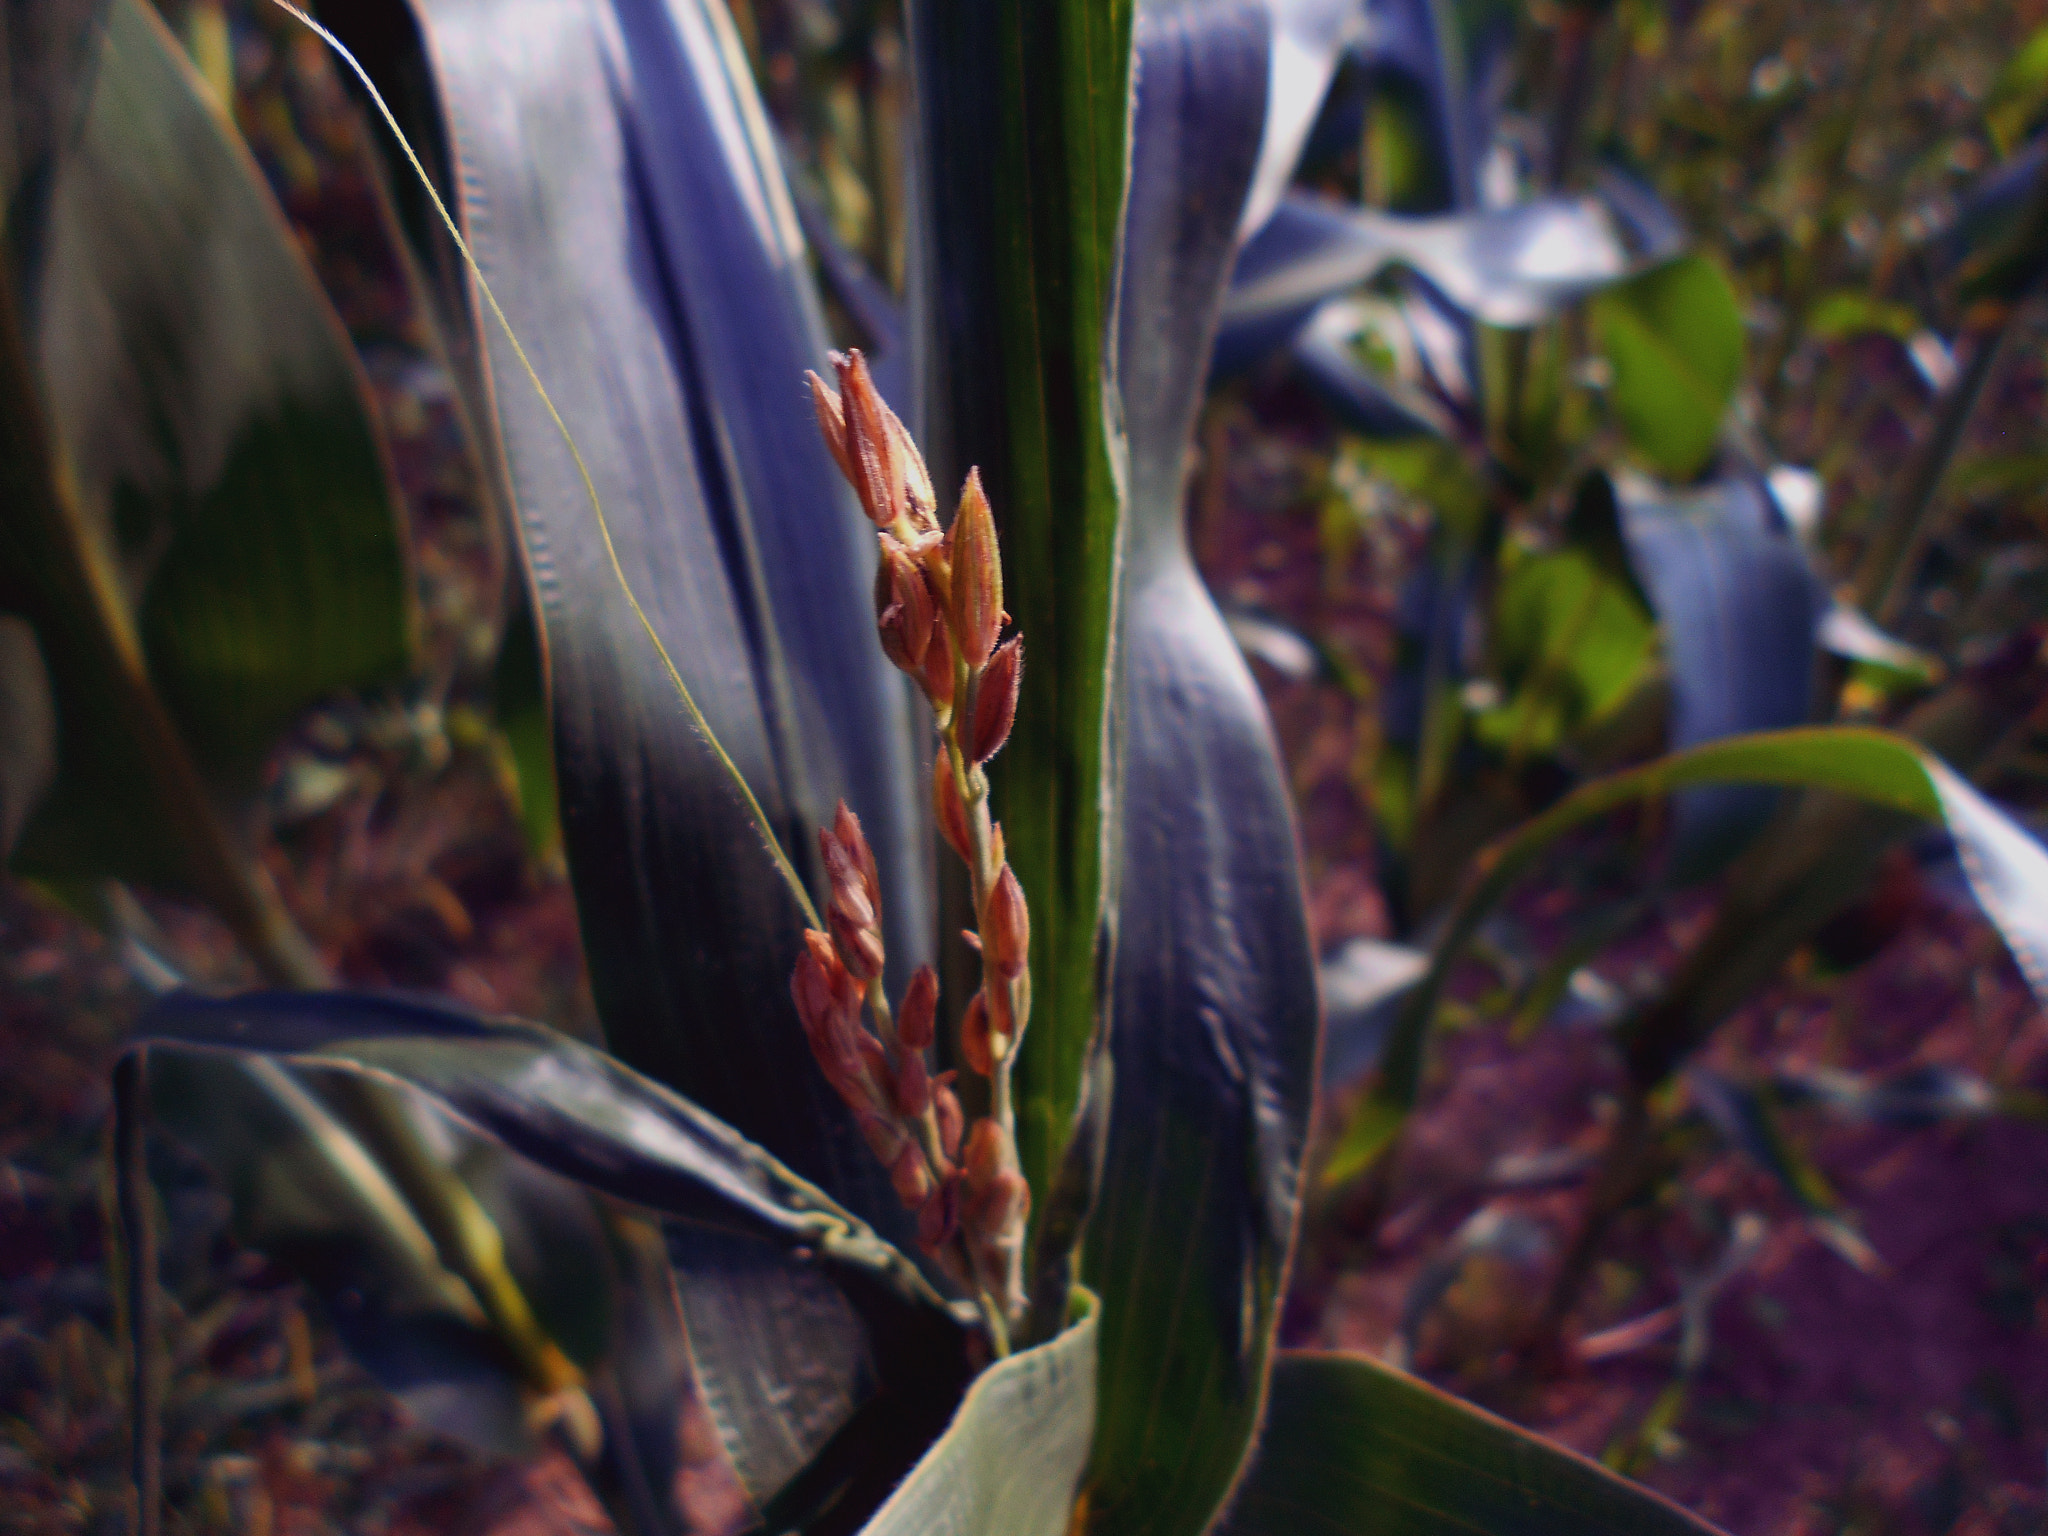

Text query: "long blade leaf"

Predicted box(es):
[1216, 1351, 1725, 1536]
[5, 0, 411, 900]
[906, 0, 1134, 1211]
[854, 1301, 1098, 1536]
[132, 988, 975, 1517]
[1085, 8, 1320, 1535]
[1331, 724, 2048, 1185]
[367, 0, 927, 1233]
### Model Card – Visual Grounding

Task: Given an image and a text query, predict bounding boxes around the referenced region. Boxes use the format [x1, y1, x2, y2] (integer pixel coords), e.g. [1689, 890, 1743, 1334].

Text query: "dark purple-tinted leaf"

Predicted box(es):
[1219, 1351, 1726, 1536]
[1240, 0, 1366, 238]
[132, 988, 973, 1517]
[1767, 1062, 2003, 1128]
[1609, 470, 1826, 868]
[785, 177, 910, 412]
[1284, 298, 1456, 438]
[1935, 136, 2048, 303]
[1592, 162, 1689, 265]
[376, 0, 927, 1231]
[1084, 7, 1321, 1534]
[1225, 193, 1631, 332]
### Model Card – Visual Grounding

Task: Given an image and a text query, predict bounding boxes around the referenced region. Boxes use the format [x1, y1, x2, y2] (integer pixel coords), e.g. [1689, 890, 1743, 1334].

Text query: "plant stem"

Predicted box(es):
[1537, 1088, 1652, 1335]
[114, 1052, 160, 1536]
[943, 654, 1028, 1330]
[1853, 312, 2016, 626]
[1542, 3, 1606, 191]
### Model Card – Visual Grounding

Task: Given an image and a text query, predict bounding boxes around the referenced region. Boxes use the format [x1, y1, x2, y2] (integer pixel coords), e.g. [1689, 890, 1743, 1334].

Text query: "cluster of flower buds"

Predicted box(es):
[797, 351, 1036, 1333]
[791, 807, 959, 1215]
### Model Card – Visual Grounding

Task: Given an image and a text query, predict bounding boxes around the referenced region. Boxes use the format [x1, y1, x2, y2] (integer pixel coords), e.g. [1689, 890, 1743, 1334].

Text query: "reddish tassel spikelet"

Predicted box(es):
[934, 1078, 964, 1160]
[984, 864, 1029, 980]
[898, 965, 939, 1051]
[959, 990, 994, 1076]
[970, 636, 1022, 764]
[948, 469, 1002, 668]
[819, 803, 884, 982]
[799, 360, 1038, 1342]
[918, 1171, 962, 1252]
[933, 754, 972, 863]
[830, 351, 901, 528]
[875, 536, 937, 672]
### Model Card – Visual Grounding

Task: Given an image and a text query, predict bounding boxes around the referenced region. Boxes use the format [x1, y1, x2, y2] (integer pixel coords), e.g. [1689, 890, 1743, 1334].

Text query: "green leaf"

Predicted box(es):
[1474, 539, 1657, 759]
[856, 1299, 1097, 1536]
[0, 0, 108, 220]
[1987, 26, 2048, 156]
[1591, 254, 1744, 481]
[1804, 290, 1920, 343]
[1216, 1351, 1724, 1536]
[907, 0, 1134, 1216]
[4, 0, 412, 891]
[1328, 724, 2048, 1186]
[1351, 438, 1490, 542]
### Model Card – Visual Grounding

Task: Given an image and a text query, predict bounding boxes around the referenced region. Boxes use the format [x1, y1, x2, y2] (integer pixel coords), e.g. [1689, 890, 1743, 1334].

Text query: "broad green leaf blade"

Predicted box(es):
[133, 988, 975, 1519]
[1331, 723, 2048, 1185]
[6, 0, 412, 885]
[1804, 290, 1921, 342]
[907, 0, 1133, 1211]
[1987, 26, 2048, 155]
[1474, 522, 1656, 761]
[1590, 254, 1744, 481]
[382, 0, 925, 1230]
[1216, 1351, 1724, 1536]
[1085, 9, 1318, 1536]
[856, 1303, 1098, 1536]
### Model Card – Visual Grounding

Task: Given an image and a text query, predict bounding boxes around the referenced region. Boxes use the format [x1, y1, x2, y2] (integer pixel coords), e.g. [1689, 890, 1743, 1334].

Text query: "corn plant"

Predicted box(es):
[2, 0, 1820, 1533]
[12, 0, 2043, 1533]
